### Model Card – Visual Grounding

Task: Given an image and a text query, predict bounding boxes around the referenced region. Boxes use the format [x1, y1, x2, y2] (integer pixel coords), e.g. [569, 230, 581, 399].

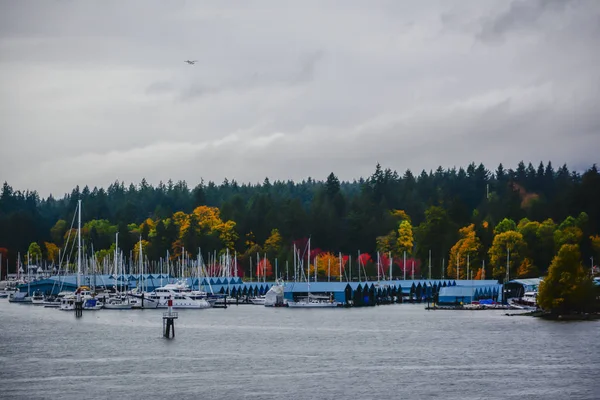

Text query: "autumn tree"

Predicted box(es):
[376, 231, 398, 255]
[256, 257, 273, 280]
[133, 239, 150, 263]
[264, 229, 282, 258]
[447, 224, 481, 279]
[537, 244, 596, 314]
[488, 230, 527, 281]
[397, 220, 413, 255]
[517, 257, 539, 278]
[44, 242, 60, 263]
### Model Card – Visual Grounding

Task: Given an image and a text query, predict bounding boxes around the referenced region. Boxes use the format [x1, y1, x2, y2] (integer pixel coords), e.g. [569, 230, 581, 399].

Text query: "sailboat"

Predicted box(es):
[287, 239, 340, 308]
[104, 233, 132, 310]
[60, 200, 103, 311]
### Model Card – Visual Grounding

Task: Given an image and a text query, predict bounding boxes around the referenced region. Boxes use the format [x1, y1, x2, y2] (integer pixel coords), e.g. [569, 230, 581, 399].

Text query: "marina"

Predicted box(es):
[0, 299, 598, 400]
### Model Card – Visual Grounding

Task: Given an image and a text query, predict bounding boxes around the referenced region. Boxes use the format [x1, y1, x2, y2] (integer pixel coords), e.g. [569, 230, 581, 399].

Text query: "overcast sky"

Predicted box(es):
[1, 0, 599, 197]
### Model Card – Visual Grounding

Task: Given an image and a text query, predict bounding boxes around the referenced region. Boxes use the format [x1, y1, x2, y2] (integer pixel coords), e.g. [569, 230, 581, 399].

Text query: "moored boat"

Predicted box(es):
[104, 296, 133, 310]
[287, 294, 340, 308]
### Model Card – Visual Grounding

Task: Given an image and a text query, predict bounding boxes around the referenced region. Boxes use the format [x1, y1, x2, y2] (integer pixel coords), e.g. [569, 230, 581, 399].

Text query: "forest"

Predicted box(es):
[1, 161, 599, 282]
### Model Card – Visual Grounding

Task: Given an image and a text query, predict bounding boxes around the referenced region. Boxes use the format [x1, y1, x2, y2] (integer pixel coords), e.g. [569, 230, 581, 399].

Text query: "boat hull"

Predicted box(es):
[287, 301, 340, 308]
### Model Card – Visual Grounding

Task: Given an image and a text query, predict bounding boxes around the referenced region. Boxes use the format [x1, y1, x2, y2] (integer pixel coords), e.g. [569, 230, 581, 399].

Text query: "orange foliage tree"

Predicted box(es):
[448, 224, 482, 279]
[256, 258, 273, 279]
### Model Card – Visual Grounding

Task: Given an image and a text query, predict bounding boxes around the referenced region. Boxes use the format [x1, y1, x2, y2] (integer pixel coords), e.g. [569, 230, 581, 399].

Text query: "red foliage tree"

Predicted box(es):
[256, 259, 273, 279]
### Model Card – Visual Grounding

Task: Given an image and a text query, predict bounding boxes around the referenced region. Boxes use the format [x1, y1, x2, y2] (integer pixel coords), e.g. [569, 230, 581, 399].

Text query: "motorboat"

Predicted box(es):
[8, 291, 31, 303]
[31, 290, 45, 305]
[146, 283, 211, 309]
[250, 296, 266, 305]
[43, 292, 71, 308]
[509, 291, 538, 309]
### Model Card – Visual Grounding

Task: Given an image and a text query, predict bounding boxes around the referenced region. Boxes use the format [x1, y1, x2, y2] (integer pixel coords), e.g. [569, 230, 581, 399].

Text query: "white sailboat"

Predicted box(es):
[287, 239, 340, 308]
[60, 200, 103, 311]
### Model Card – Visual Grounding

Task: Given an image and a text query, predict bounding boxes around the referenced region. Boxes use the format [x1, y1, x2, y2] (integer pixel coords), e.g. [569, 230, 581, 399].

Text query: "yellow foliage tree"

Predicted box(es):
[217, 220, 238, 253]
[193, 206, 221, 229]
[44, 242, 60, 262]
[538, 244, 596, 314]
[264, 229, 282, 257]
[397, 220, 413, 255]
[447, 224, 482, 280]
[488, 230, 527, 281]
[314, 252, 344, 279]
[133, 239, 150, 262]
[171, 206, 239, 256]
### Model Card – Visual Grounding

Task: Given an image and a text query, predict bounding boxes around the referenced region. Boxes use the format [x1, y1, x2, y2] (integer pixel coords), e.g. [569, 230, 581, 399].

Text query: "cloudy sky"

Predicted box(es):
[1, 0, 599, 197]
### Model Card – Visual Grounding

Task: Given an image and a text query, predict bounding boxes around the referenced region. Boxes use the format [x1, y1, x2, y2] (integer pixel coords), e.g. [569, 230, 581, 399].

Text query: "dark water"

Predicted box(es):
[0, 301, 598, 400]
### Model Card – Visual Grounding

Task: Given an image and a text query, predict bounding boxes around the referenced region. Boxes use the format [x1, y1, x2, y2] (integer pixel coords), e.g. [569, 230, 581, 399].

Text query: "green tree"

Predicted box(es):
[50, 219, 67, 246]
[27, 242, 42, 264]
[494, 218, 517, 234]
[537, 244, 596, 314]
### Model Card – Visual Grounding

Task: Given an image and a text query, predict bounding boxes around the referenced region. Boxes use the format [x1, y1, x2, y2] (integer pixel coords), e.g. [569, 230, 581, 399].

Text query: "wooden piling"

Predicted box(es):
[75, 294, 83, 317]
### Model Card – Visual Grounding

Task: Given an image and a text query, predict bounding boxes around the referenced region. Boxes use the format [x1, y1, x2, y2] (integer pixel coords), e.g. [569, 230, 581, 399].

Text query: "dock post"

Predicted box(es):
[75, 293, 83, 317]
[162, 299, 178, 339]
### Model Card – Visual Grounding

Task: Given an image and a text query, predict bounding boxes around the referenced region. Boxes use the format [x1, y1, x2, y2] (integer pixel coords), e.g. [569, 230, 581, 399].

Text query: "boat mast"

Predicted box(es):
[307, 237, 311, 296]
[428, 250, 432, 280]
[339, 252, 342, 283]
[77, 199, 81, 289]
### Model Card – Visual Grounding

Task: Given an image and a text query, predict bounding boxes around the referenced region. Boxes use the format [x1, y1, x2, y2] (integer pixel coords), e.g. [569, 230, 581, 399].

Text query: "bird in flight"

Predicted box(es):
[184, 60, 197, 65]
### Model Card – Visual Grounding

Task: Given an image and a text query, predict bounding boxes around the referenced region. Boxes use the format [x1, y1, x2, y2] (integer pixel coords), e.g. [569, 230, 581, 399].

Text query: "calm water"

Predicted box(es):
[0, 301, 598, 400]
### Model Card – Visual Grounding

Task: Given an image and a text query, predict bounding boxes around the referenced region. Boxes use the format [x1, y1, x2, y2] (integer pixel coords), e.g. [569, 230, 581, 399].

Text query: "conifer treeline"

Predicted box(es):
[0, 161, 599, 280]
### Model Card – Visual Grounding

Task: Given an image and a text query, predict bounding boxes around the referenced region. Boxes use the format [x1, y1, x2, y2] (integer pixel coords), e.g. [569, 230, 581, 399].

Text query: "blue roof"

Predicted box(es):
[439, 284, 501, 297]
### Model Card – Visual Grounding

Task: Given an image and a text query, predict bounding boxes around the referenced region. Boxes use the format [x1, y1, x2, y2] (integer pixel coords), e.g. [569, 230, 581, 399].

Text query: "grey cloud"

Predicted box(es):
[0, 1, 598, 196]
[477, 0, 576, 43]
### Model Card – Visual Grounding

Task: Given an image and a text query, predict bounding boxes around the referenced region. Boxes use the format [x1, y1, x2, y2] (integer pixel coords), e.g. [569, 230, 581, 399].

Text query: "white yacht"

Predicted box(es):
[510, 291, 538, 309]
[146, 283, 211, 309]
